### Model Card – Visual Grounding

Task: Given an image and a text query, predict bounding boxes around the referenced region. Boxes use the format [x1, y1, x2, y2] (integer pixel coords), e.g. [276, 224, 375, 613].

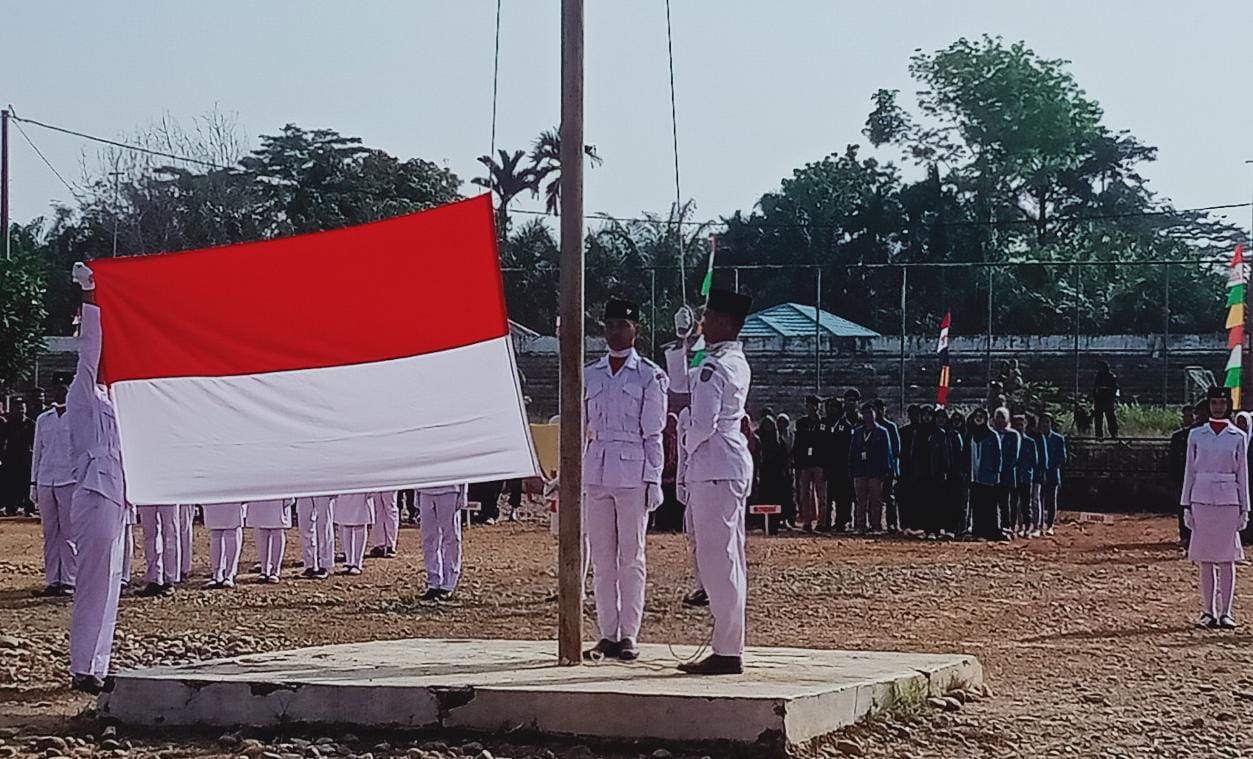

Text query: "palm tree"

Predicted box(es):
[530, 128, 602, 215]
[472, 149, 543, 232]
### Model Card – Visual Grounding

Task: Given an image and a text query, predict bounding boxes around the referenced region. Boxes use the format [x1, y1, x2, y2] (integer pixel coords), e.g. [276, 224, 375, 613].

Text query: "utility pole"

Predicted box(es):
[2, 109, 10, 260]
[110, 170, 123, 257]
[557, 0, 585, 666]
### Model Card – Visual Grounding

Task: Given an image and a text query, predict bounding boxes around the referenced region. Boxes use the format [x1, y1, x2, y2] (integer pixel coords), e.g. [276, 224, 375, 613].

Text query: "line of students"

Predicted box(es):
[753, 395, 1067, 540]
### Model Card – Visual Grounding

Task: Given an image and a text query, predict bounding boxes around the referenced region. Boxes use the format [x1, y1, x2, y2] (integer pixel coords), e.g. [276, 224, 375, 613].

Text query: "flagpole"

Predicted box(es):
[556, 0, 585, 666]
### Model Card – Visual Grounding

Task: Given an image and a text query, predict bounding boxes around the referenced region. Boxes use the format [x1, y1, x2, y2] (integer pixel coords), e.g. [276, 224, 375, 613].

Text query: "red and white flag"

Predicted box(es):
[89, 195, 538, 504]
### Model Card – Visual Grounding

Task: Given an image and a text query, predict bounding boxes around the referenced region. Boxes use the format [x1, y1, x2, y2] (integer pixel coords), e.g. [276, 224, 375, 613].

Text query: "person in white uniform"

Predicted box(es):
[120, 502, 136, 589]
[335, 492, 376, 575]
[417, 484, 467, 601]
[295, 495, 335, 579]
[30, 383, 77, 597]
[203, 502, 246, 588]
[246, 499, 291, 583]
[582, 299, 668, 662]
[135, 501, 179, 597]
[369, 490, 400, 558]
[176, 503, 195, 581]
[65, 262, 128, 694]
[674, 288, 754, 676]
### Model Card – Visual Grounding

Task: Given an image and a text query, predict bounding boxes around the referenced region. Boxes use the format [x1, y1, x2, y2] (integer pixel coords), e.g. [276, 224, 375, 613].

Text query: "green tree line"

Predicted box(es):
[2, 36, 1242, 387]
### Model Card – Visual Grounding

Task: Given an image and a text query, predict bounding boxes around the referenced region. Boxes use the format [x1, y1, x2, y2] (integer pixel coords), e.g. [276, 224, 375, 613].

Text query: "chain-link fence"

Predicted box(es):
[504, 258, 1232, 423]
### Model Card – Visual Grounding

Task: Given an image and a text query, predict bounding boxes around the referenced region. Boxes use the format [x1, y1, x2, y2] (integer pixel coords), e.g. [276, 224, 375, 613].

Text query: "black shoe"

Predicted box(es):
[159, 583, 175, 596]
[369, 546, 386, 558]
[682, 589, 709, 607]
[677, 654, 743, 675]
[436, 589, 453, 601]
[135, 582, 166, 598]
[1198, 613, 1219, 629]
[420, 588, 443, 602]
[383, 547, 397, 558]
[312, 568, 330, 580]
[70, 674, 105, 695]
[302, 567, 317, 579]
[32, 584, 61, 598]
[618, 639, 639, 661]
[583, 639, 621, 660]
[55, 584, 74, 596]
[1219, 615, 1239, 630]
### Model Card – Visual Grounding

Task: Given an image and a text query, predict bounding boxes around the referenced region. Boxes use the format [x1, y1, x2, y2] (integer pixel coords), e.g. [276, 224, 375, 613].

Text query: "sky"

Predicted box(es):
[4, 1, 1253, 233]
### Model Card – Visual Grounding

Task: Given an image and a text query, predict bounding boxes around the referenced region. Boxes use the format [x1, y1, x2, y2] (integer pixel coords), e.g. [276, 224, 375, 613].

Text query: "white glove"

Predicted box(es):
[646, 483, 663, 512]
[29, 485, 38, 504]
[673, 305, 696, 338]
[72, 262, 96, 291]
[1241, 510, 1249, 532]
[1183, 508, 1195, 531]
[676, 483, 689, 506]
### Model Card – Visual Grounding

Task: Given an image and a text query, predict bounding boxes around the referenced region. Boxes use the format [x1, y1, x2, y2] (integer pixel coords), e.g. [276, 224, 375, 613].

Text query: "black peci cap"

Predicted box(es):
[603, 298, 641, 322]
[1208, 386, 1233, 401]
[706, 288, 753, 319]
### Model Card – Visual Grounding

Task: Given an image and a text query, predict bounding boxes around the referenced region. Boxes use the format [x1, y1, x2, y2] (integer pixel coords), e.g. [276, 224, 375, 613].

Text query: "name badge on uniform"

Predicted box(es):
[861, 451, 868, 461]
[807, 447, 813, 457]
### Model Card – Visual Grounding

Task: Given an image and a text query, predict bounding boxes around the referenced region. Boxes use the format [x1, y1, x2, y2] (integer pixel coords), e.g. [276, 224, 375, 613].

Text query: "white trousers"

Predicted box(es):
[418, 491, 463, 591]
[138, 504, 180, 585]
[69, 492, 127, 679]
[340, 525, 367, 569]
[683, 497, 703, 593]
[688, 479, 749, 657]
[121, 524, 133, 584]
[37, 484, 77, 587]
[370, 493, 400, 551]
[253, 528, 287, 577]
[296, 497, 335, 570]
[585, 485, 649, 643]
[178, 504, 195, 576]
[209, 528, 242, 583]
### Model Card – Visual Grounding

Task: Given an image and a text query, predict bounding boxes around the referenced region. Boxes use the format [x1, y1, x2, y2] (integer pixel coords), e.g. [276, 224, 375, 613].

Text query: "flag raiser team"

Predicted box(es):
[53, 259, 757, 689]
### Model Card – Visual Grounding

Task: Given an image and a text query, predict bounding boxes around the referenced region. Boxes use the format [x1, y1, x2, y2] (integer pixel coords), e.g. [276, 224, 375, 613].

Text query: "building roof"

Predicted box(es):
[740, 303, 880, 339]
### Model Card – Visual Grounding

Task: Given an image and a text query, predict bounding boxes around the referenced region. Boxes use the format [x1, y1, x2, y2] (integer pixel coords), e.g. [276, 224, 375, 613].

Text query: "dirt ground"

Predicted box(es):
[2, 507, 1253, 759]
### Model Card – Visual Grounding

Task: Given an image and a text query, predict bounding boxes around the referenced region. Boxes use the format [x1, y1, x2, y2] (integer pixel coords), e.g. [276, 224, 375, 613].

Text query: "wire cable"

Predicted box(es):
[513, 201, 1253, 231]
[9, 111, 229, 171]
[664, 0, 687, 305]
[10, 116, 84, 201]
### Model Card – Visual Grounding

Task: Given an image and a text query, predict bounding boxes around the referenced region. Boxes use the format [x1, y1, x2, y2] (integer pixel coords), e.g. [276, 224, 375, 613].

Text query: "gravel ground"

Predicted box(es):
[1, 507, 1251, 758]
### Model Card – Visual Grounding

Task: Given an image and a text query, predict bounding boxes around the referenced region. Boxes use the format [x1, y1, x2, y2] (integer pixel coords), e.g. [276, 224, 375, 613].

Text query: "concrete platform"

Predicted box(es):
[99, 639, 982, 749]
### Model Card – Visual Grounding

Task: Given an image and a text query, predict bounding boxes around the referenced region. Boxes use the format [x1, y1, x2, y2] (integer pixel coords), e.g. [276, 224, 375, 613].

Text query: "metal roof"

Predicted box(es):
[740, 303, 880, 339]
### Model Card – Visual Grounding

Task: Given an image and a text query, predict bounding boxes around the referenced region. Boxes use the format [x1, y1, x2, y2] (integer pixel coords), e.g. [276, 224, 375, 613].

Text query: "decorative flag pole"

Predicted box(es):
[936, 311, 951, 407]
[1225, 245, 1245, 409]
[687, 233, 718, 368]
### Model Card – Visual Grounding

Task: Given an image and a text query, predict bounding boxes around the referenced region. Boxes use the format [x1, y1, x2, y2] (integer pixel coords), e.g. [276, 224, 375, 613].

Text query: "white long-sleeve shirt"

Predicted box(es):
[582, 348, 668, 488]
[67, 303, 124, 505]
[1181, 421, 1250, 510]
[31, 407, 76, 487]
[683, 341, 752, 483]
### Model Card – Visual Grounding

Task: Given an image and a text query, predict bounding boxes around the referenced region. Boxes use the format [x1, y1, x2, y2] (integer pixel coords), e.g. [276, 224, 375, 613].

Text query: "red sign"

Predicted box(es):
[748, 504, 781, 515]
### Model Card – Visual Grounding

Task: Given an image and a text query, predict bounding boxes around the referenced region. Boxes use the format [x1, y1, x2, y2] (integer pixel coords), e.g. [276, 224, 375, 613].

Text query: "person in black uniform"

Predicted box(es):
[793, 395, 830, 532]
[1168, 404, 1196, 548]
[2, 398, 36, 516]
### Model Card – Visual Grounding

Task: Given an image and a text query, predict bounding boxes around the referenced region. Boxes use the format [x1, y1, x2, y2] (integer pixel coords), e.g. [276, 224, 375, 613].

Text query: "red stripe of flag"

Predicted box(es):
[89, 195, 506, 384]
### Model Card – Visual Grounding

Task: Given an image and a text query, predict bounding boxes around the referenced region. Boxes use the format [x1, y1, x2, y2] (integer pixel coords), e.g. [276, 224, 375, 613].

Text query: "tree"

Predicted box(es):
[530, 128, 602, 215]
[472, 149, 542, 233]
[0, 222, 50, 387]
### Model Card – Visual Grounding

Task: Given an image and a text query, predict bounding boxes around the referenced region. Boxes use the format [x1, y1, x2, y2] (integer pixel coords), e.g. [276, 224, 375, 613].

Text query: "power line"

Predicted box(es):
[489, 0, 503, 158]
[9, 115, 83, 201]
[512, 202, 1253, 231]
[9, 111, 229, 171]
